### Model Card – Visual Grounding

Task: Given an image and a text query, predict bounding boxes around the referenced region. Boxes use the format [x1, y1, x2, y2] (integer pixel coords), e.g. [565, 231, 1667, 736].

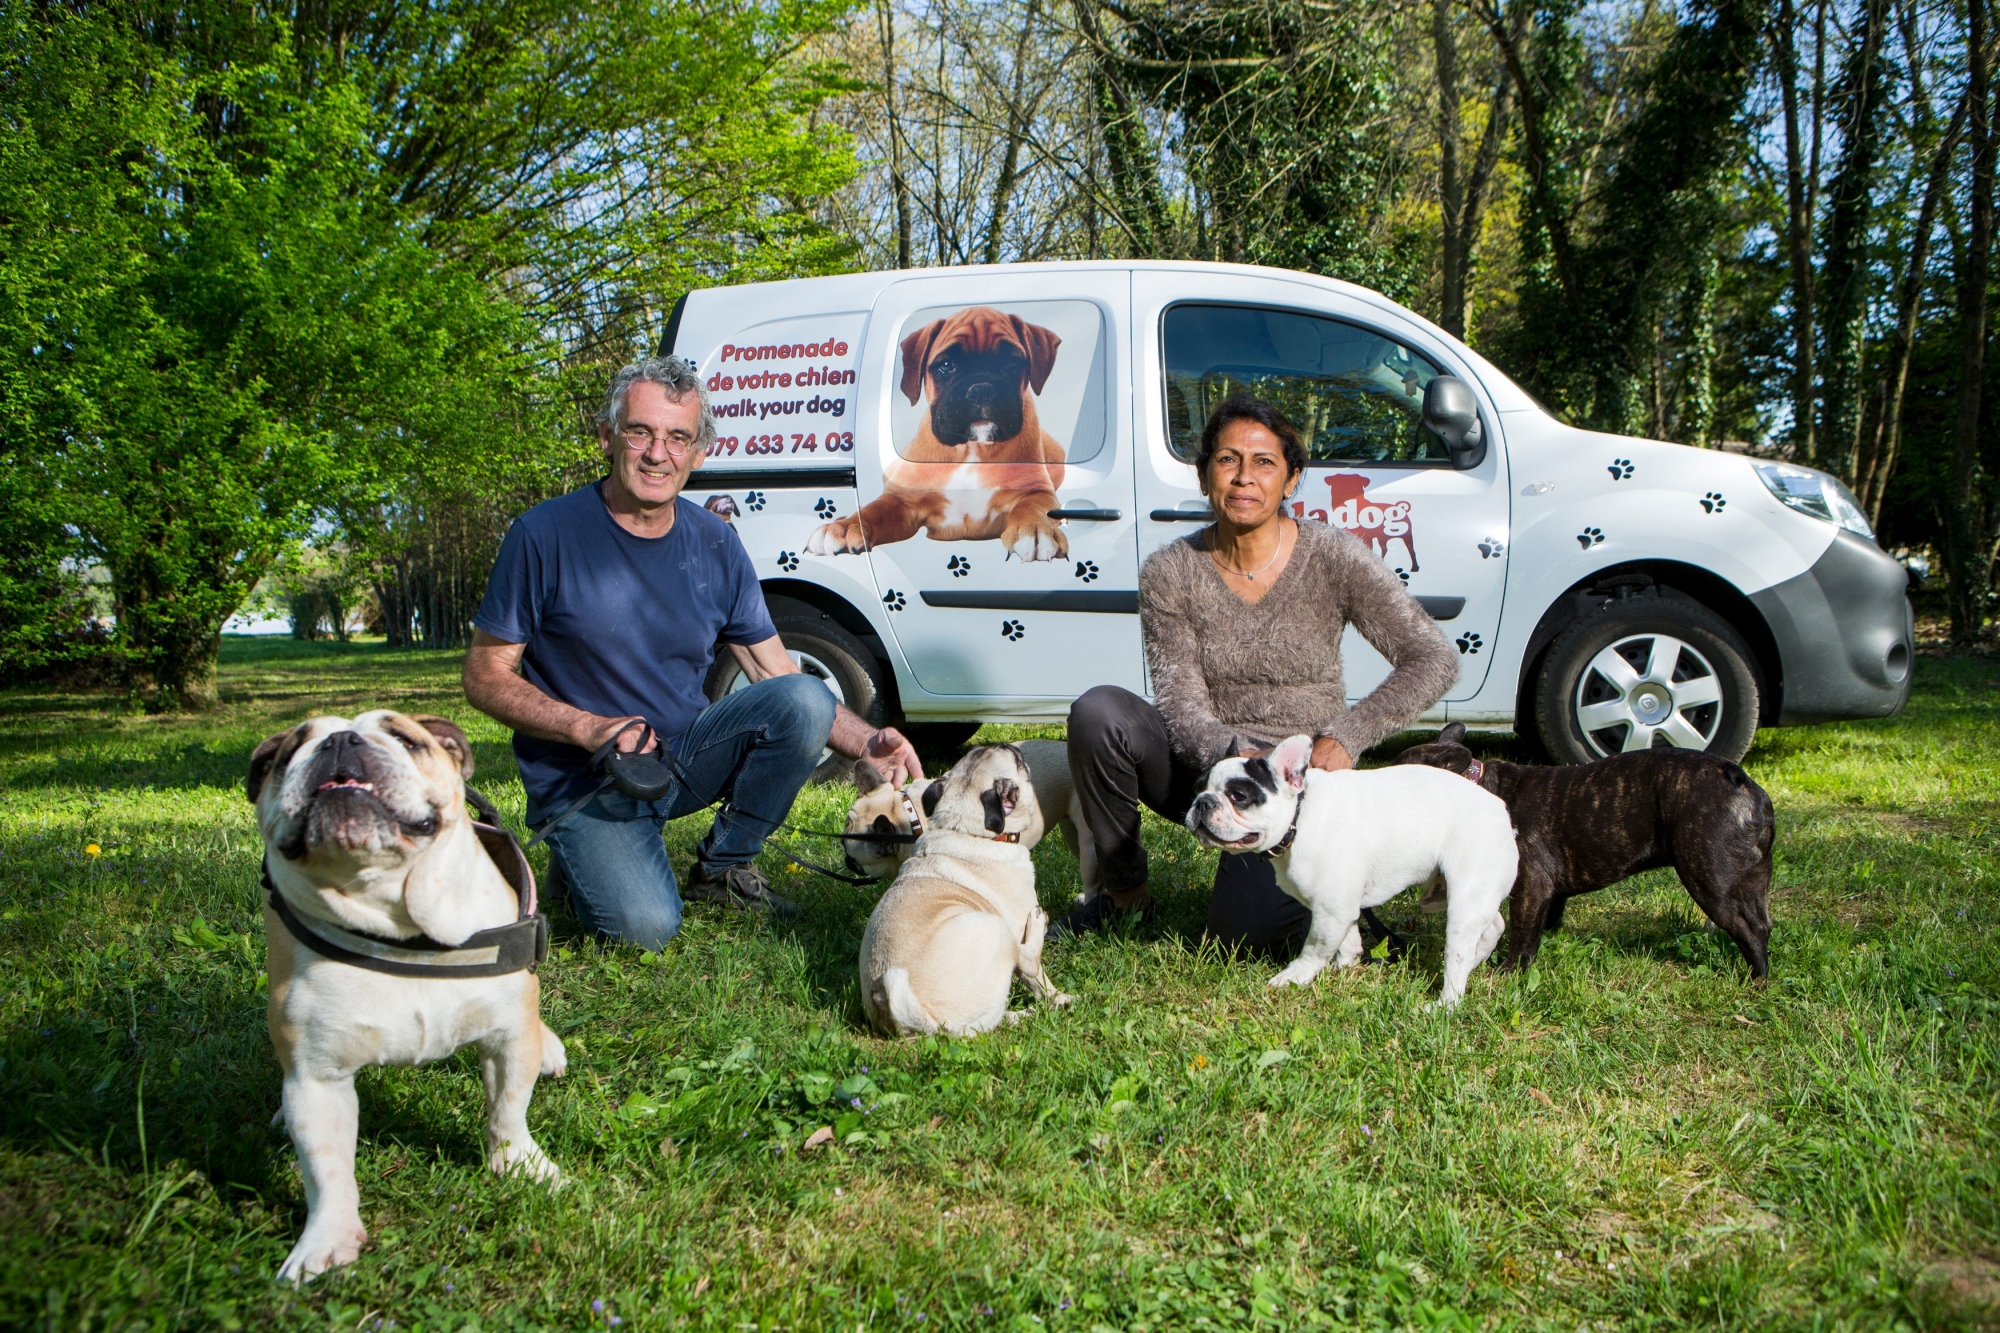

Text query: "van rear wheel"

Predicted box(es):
[1533, 598, 1759, 764]
[705, 609, 888, 781]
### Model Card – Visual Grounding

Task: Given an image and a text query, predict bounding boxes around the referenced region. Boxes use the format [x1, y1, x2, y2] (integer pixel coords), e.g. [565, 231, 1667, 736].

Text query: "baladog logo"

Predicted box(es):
[1294, 473, 1419, 572]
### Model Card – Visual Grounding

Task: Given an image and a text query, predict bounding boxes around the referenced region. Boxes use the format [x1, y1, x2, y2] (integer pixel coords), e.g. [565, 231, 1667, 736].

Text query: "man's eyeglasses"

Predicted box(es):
[617, 425, 699, 456]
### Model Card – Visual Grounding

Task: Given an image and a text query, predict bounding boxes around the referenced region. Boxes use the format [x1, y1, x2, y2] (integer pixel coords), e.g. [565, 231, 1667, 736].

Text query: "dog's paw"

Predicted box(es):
[489, 1139, 563, 1185]
[540, 1024, 567, 1078]
[1267, 964, 1320, 988]
[276, 1219, 368, 1284]
[1045, 991, 1074, 1009]
[805, 518, 869, 555]
[1001, 514, 1069, 562]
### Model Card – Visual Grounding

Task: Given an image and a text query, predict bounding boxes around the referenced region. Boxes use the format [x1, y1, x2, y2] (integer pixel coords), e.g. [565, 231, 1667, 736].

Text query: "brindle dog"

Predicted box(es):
[1393, 723, 1774, 977]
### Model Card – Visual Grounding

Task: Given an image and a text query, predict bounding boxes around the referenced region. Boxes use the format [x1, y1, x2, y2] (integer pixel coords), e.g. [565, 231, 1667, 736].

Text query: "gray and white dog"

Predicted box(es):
[1186, 735, 1520, 1007]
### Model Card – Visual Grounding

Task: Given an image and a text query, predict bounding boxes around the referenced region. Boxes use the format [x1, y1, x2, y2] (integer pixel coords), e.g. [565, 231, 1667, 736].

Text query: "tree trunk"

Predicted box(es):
[878, 0, 912, 269]
[982, 0, 1042, 265]
[1813, 0, 1891, 479]
[1855, 90, 1968, 522]
[1436, 0, 1467, 336]
[1771, 0, 1817, 458]
[1947, 0, 1995, 645]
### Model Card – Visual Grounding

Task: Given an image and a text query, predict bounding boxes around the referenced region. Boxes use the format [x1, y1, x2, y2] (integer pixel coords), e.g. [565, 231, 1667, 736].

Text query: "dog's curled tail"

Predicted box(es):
[879, 967, 940, 1036]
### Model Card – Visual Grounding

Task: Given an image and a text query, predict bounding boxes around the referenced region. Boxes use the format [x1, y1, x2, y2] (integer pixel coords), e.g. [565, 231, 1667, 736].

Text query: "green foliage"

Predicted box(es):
[0, 641, 1995, 1327]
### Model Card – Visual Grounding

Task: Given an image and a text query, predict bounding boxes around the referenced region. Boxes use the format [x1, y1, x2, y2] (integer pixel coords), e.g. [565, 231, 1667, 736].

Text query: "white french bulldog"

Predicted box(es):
[1186, 735, 1519, 1007]
[249, 711, 566, 1283]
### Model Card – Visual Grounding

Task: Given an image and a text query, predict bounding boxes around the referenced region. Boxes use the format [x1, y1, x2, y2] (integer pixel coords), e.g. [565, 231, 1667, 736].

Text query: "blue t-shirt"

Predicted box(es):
[473, 482, 777, 821]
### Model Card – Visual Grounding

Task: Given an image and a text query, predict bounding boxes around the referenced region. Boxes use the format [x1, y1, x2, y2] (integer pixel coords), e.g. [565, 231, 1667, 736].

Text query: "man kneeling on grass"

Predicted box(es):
[464, 356, 922, 948]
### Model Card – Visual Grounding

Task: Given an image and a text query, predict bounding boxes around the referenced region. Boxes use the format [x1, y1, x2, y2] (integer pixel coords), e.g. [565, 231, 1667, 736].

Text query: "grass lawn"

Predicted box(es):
[1, 637, 1996, 1332]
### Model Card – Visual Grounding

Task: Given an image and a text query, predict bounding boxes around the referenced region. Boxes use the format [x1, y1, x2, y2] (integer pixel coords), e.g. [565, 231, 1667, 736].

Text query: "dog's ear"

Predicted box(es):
[247, 727, 297, 803]
[853, 759, 888, 794]
[1439, 721, 1467, 746]
[1271, 735, 1315, 792]
[1010, 316, 1062, 395]
[412, 714, 474, 778]
[981, 777, 1020, 833]
[921, 779, 944, 818]
[899, 319, 947, 405]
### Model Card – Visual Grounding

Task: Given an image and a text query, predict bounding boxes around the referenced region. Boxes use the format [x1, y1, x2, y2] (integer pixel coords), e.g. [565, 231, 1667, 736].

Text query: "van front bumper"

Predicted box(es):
[1750, 529, 1914, 725]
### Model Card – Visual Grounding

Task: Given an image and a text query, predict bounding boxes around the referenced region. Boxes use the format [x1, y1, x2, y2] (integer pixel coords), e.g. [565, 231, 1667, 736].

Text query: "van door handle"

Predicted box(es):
[1149, 508, 1211, 522]
[1048, 507, 1122, 520]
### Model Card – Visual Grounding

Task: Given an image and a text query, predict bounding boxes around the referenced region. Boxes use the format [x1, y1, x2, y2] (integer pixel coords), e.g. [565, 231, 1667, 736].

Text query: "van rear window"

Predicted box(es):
[1163, 304, 1450, 465]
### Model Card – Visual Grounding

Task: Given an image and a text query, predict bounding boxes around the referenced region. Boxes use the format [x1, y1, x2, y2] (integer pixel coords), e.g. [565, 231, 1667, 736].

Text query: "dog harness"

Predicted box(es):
[263, 786, 549, 980]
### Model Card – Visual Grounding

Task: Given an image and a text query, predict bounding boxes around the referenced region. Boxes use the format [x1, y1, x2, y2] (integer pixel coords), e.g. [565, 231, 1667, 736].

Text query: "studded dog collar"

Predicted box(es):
[1259, 801, 1303, 860]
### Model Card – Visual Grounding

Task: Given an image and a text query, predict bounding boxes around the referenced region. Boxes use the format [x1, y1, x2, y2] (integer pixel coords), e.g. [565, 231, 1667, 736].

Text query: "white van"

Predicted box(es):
[668, 261, 1912, 763]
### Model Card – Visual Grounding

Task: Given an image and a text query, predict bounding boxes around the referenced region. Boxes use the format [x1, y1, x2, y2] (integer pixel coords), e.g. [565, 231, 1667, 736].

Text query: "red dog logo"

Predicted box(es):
[1294, 474, 1418, 571]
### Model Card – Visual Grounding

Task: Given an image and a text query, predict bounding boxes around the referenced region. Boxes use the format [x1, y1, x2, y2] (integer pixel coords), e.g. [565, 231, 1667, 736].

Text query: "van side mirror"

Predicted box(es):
[1423, 376, 1485, 470]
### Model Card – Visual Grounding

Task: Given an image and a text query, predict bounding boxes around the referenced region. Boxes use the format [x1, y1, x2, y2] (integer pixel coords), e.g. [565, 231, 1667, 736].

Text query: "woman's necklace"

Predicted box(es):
[1210, 521, 1291, 581]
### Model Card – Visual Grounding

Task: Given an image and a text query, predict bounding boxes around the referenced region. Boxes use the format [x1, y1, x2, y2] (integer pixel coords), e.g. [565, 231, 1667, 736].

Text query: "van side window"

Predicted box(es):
[1163, 304, 1450, 464]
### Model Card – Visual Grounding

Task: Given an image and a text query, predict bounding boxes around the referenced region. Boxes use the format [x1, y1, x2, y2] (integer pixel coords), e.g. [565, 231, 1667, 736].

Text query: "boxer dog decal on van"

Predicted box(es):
[1295, 474, 1419, 572]
[806, 306, 1072, 562]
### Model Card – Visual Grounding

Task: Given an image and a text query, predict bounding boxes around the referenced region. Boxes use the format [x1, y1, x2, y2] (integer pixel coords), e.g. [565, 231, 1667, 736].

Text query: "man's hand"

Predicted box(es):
[857, 726, 924, 788]
[1310, 736, 1353, 771]
[582, 715, 660, 755]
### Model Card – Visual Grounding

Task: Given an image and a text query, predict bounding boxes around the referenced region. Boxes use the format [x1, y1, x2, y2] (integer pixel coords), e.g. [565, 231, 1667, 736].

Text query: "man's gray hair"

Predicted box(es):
[600, 355, 716, 449]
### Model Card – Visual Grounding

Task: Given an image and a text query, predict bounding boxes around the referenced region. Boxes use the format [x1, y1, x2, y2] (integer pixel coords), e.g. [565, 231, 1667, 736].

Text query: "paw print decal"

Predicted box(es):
[1456, 632, 1483, 655]
[1392, 567, 1411, 585]
[882, 589, 906, 611]
[1577, 527, 1605, 549]
[1608, 459, 1634, 481]
[1074, 560, 1099, 583]
[1477, 538, 1504, 559]
[776, 550, 800, 572]
[744, 491, 767, 512]
[1701, 491, 1726, 513]
[946, 554, 972, 578]
[813, 496, 838, 519]
[1000, 619, 1026, 641]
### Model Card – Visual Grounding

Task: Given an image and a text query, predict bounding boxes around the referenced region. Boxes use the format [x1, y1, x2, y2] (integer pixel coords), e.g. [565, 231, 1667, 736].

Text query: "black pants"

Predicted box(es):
[1069, 685, 1311, 955]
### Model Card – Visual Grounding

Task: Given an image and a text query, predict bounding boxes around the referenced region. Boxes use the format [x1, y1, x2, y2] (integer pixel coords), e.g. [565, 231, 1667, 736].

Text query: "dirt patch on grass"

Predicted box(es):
[1916, 1255, 2000, 1328]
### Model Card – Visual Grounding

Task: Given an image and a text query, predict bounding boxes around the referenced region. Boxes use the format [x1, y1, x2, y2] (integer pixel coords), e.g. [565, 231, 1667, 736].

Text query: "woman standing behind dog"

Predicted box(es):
[1064, 396, 1459, 950]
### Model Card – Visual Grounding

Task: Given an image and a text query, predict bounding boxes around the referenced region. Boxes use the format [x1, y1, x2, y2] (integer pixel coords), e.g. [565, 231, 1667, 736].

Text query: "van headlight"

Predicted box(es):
[1753, 463, 1875, 540]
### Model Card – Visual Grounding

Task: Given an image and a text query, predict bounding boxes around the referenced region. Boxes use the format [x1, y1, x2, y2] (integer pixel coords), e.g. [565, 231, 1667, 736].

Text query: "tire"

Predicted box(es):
[705, 608, 889, 781]
[1533, 596, 1760, 765]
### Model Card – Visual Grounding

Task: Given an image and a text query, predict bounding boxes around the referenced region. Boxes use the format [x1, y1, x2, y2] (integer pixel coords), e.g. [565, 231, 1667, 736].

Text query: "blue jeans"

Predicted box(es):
[536, 674, 836, 950]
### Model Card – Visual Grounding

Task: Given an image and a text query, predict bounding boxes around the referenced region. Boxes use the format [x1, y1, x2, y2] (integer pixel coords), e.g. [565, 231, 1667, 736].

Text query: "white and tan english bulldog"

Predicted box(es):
[858, 744, 1071, 1036]
[841, 738, 1101, 901]
[248, 710, 565, 1283]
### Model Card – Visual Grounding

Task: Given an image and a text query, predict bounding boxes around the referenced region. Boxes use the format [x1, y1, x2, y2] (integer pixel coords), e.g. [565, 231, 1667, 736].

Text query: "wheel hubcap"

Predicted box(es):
[1573, 633, 1723, 757]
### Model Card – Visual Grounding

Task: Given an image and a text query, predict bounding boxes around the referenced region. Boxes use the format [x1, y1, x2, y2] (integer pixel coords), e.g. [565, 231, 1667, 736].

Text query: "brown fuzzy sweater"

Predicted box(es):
[1139, 519, 1459, 769]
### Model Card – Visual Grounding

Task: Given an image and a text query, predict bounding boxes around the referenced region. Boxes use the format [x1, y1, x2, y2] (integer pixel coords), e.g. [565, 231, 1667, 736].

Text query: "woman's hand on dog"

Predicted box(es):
[1238, 737, 1352, 772]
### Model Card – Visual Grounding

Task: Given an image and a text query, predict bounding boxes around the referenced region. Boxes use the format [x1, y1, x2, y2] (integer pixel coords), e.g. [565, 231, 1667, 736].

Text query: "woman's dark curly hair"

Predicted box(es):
[1195, 394, 1309, 480]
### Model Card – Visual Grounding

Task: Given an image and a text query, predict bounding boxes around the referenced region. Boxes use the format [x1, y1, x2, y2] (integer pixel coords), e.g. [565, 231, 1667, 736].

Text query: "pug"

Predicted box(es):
[248, 711, 566, 1283]
[858, 744, 1072, 1036]
[1186, 735, 1519, 1007]
[841, 738, 1100, 900]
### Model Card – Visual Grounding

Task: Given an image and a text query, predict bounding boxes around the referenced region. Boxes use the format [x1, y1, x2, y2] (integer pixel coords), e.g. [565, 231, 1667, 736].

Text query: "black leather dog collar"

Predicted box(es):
[261, 793, 548, 979]
[1259, 803, 1302, 860]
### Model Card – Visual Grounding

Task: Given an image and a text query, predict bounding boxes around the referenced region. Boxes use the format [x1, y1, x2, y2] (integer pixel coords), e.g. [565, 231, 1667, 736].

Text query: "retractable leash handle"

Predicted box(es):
[526, 720, 679, 848]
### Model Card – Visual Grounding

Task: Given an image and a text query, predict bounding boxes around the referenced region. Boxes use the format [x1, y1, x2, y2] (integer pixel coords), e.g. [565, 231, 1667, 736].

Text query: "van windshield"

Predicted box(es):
[1163, 304, 1450, 465]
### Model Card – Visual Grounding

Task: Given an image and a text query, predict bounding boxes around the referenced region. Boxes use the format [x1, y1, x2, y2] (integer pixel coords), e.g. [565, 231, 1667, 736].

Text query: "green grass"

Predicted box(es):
[1, 637, 1996, 1331]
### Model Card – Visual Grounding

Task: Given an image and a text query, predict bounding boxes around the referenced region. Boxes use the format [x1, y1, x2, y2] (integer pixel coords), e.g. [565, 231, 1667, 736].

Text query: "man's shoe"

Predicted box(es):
[1054, 890, 1154, 938]
[685, 863, 800, 917]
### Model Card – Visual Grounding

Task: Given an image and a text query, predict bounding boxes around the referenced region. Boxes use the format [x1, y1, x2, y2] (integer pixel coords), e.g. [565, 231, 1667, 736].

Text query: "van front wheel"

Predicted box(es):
[1532, 598, 1759, 764]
